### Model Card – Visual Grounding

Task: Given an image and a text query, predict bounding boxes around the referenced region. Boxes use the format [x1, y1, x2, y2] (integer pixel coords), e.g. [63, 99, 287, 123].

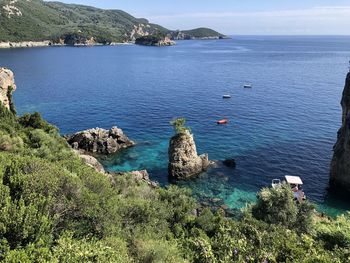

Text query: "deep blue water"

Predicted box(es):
[1, 36, 350, 216]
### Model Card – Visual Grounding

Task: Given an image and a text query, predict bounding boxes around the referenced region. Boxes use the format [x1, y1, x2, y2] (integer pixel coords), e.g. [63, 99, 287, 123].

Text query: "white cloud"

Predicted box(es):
[145, 6, 350, 35]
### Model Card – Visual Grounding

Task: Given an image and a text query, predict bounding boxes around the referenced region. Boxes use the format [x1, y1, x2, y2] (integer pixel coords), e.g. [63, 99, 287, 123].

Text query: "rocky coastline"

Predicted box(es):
[135, 35, 175, 46]
[66, 126, 135, 155]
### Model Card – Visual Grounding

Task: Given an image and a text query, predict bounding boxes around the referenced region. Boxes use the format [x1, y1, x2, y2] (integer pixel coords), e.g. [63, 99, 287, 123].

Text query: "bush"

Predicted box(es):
[251, 183, 315, 233]
[0, 132, 23, 152]
[19, 112, 57, 133]
[170, 118, 191, 134]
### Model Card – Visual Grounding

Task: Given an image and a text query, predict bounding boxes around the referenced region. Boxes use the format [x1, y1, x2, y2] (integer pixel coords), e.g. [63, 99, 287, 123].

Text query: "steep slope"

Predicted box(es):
[330, 72, 350, 192]
[0, 0, 168, 43]
[0, 0, 226, 44]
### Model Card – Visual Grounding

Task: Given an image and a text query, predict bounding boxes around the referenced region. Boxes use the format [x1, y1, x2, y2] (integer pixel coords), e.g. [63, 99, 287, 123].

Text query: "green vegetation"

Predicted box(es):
[0, 0, 168, 43]
[170, 117, 191, 134]
[0, 1, 225, 43]
[181, 27, 225, 38]
[0, 101, 350, 262]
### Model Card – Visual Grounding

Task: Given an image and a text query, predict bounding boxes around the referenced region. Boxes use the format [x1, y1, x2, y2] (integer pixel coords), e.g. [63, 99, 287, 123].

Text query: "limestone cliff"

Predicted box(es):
[168, 130, 210, 180]
[66, 126, 134, 155]
[0, 67, 16, 112]
[330, 72, 350, 191]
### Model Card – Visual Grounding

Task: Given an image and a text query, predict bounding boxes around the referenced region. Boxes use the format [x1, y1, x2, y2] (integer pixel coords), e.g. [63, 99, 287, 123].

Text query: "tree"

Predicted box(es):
[251, 183, 315, 233]
[170, 118, 191, 134]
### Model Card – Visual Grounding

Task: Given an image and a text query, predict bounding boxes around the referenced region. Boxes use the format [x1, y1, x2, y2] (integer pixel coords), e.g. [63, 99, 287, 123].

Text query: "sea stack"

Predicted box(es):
[168, 130, 210, 180]
[330, 72, 350, 191]
[66, 126, 134, 155]
[0, 67, 16, 112]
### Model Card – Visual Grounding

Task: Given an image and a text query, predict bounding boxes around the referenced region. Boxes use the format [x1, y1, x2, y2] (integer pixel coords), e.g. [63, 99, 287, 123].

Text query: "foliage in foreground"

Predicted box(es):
[0, 103, 350, 262]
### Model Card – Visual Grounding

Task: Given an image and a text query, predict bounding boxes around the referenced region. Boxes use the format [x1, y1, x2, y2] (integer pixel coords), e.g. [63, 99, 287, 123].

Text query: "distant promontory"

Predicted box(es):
[0, 0, 227, 47]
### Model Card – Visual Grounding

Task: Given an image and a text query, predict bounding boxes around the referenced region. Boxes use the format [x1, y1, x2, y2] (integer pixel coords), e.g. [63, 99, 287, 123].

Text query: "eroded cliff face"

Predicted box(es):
[330, 72, 350, 191]
[168, 130, 210, 180]
[0, 67, 16, 111]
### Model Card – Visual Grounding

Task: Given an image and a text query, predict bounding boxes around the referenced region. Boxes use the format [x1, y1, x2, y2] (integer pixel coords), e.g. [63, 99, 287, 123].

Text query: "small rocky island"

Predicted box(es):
[330, 72, 350, 192]
[66, 126, 134, 155]
[168, 118, 210, 179]
[135, 35, 175, 46]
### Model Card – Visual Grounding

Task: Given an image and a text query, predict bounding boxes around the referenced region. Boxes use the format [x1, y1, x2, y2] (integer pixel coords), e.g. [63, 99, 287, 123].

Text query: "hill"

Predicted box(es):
[172, 27, 227, 40]
[0, 0, 226, 44]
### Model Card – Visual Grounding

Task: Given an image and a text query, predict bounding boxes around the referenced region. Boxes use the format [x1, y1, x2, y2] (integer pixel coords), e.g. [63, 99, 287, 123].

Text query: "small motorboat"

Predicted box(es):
[271, 179, 281, 189]
[243, 83, 252, 88]
[223, 95, 231, 99]
[217, 119, 228, 125]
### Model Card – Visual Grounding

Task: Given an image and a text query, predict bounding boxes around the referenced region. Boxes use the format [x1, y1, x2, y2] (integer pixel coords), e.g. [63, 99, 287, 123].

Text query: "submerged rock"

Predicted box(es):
[66, 126, 134, 155]
[223, 159, 236, 168]
[0, 67, 16, 111]
[330, 72, 350, 191]
[168, 130, 210, 180]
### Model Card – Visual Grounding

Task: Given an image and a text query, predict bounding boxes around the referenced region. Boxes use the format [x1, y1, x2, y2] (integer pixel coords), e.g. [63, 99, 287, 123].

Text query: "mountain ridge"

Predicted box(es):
[0, 0, 226, 44]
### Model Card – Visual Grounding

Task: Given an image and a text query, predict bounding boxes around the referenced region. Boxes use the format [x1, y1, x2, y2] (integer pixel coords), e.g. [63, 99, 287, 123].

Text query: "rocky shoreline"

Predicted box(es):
[0, 41, 134, 49]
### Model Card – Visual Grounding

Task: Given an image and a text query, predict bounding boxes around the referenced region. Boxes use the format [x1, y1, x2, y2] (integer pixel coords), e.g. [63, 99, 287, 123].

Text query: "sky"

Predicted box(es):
[47, 0, 350, 35]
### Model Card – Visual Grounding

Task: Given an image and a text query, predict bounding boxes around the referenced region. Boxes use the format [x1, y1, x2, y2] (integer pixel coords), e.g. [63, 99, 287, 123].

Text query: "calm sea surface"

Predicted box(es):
[1, 36, 350, 216]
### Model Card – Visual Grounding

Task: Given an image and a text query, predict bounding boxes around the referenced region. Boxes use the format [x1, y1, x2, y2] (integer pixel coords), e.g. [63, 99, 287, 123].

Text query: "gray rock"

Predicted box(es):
[114, 170, 159, 188]
[0, 67, 16, 111]
[79, 154, 105, 174]
[66, 126, 134, 155]
[330, 72, 350, 191]
[168, 130, 210, 180]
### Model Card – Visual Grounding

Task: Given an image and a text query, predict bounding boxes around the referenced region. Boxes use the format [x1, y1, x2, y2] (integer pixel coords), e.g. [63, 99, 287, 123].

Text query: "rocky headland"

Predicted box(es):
[168, 130, 210, 180]
[330, 72, 350, 192]
[0, 67, 16, 112]
[0, 1, 226, 48]
[66, 126, 135, 155]
[135, 35, 175, 46]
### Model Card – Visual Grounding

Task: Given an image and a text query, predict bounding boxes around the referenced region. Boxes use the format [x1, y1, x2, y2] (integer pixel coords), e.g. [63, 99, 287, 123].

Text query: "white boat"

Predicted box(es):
[271, 179, 281, 188]
[223, 95, 231, 99]
[272, 175, 306, 201]
[285, 175, 306, 200]
[243, 83, 252, 88]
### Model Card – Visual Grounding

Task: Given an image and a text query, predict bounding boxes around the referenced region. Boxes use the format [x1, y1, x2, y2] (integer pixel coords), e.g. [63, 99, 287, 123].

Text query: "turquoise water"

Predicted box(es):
[1, 36, 350, 216]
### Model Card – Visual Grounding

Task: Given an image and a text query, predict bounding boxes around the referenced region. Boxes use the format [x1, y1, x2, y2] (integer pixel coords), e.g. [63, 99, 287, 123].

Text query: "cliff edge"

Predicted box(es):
[330, 72, 350, 191]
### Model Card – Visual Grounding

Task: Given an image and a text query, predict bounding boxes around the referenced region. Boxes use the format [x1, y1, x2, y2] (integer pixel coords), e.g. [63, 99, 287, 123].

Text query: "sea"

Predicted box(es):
[1, 36, 350, 216]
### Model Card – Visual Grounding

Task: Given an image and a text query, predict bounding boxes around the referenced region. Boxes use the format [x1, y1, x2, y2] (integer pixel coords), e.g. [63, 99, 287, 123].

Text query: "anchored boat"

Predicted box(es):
[271, 175, 306, 201]
[244, 83, 252, 88]
[223, 95, 231, 99]
[217, 119, 228, 125]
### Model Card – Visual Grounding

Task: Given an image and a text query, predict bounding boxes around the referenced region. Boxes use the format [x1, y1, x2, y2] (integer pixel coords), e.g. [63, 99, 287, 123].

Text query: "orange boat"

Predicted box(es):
[217, 119, 228, 125]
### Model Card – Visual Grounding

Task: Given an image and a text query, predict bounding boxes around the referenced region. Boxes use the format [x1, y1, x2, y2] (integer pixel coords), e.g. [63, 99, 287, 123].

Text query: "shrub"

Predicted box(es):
[19, 112, 57, 133]
[0, 132, 23, 152]
[170, 118, 191, 134]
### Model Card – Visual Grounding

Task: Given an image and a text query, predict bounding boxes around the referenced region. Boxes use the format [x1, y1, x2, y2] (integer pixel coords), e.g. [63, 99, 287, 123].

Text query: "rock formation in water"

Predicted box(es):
[135, 35, 175, 46]
[0, 67, 16, 112]
[168, 130, 210, 180]
[330, 72, 350, 191]
[66, 126, 134, 155]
